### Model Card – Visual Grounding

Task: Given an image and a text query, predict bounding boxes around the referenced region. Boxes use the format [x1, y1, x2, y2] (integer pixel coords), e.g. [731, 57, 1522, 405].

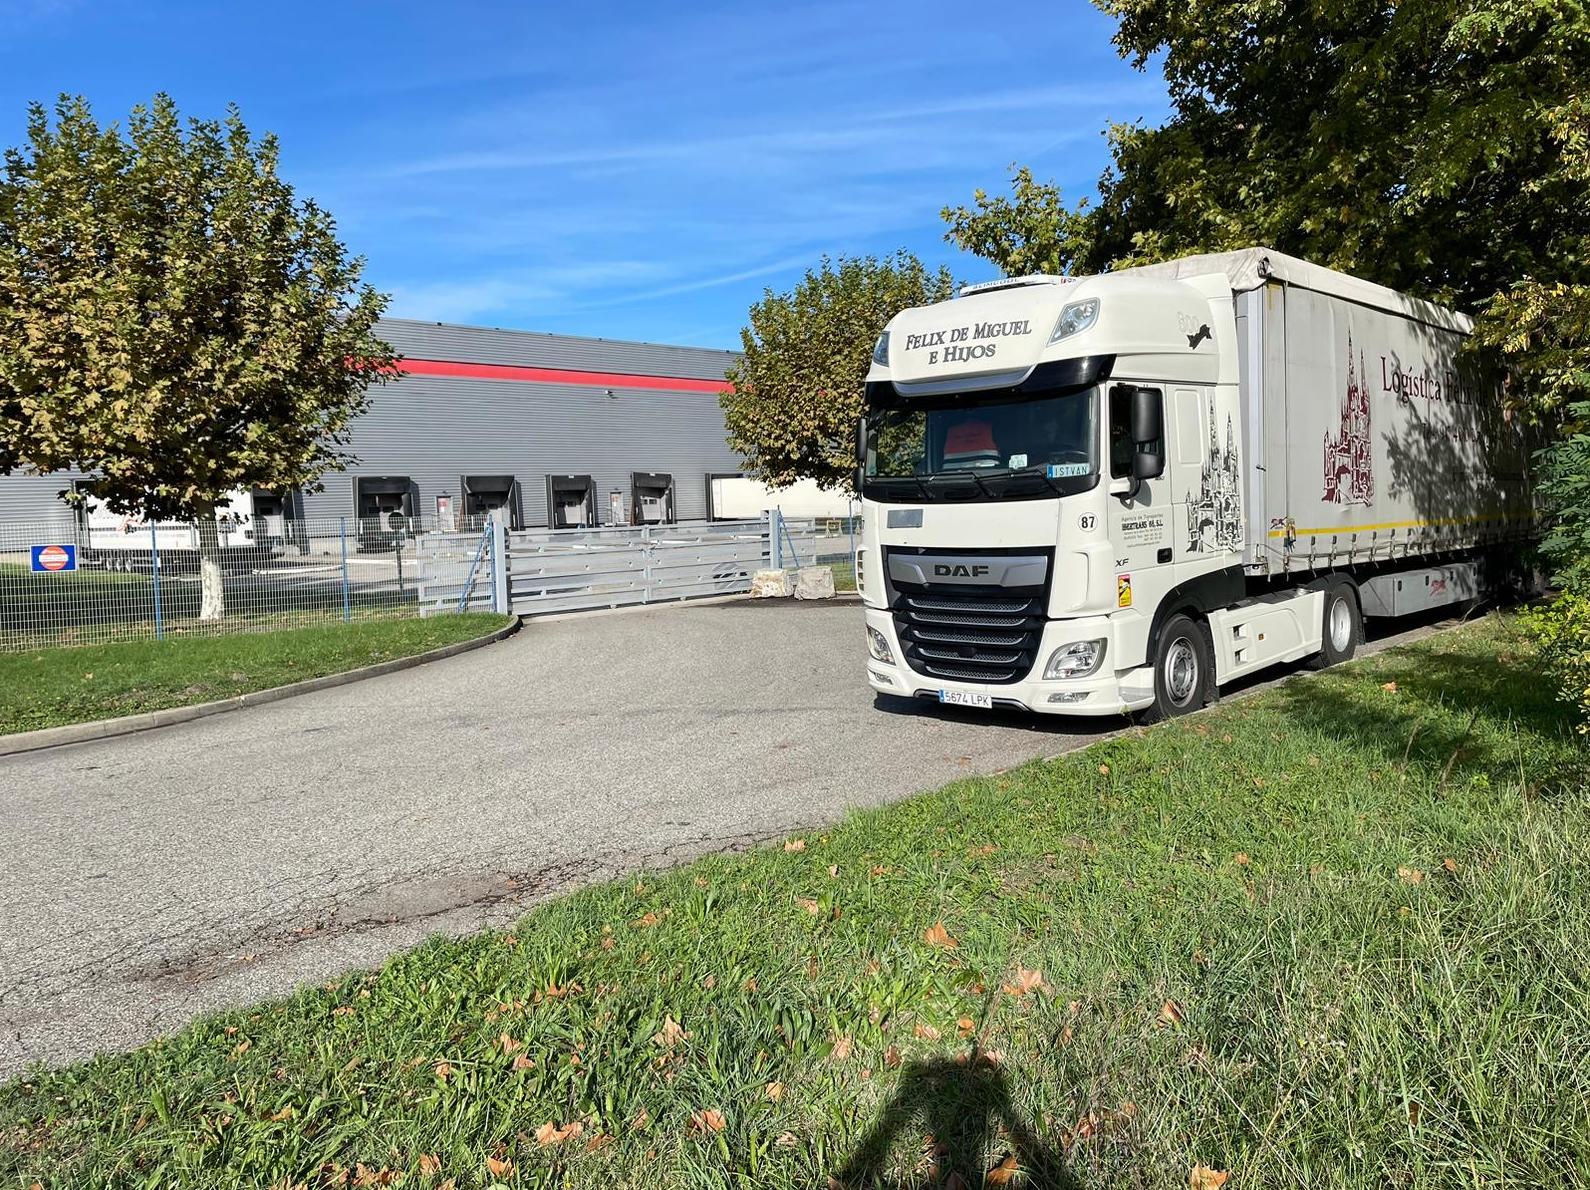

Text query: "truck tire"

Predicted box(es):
[1307, 580, 1361, 670]
[1145, 613, 1214, 722]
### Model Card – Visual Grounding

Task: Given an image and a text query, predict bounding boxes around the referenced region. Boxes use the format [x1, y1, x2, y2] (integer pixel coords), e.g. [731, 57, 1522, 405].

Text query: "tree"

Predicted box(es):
[0, 94, 394, 618]
[721, 253, 955, 492]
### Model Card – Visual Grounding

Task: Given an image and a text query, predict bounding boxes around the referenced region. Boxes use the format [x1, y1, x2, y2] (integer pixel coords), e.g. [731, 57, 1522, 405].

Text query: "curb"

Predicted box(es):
[0, 616, 522, 758]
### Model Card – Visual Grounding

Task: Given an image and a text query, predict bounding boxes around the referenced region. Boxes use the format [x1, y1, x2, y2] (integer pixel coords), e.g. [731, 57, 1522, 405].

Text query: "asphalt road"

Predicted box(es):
[0, 598, 1458, 1077]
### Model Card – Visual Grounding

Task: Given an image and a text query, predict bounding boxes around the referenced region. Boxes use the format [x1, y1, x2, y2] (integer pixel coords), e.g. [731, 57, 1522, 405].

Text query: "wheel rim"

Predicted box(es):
[1164, 636, 1199, 705]
[1329, 595, 1353, 651]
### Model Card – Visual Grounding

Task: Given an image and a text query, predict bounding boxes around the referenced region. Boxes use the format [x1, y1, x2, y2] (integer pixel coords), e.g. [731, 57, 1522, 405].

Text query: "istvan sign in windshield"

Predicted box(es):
[904, 319, 1033, 366]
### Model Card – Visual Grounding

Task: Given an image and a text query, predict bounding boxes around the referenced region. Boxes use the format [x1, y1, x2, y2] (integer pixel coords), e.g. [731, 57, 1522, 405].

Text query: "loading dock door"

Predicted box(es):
[354, 476, 415, 551]
[462, 475, 520, 529]
[546, 474, 597, 528]
[631, 472, 674, 525]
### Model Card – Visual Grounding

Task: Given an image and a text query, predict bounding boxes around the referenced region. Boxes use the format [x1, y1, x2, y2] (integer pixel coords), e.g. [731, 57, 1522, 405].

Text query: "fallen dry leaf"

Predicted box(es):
[534, 1121, 583, 1146]
[1233, 853, 1250, 866]
[913, 1022, 941, 1040]
[884, 1044, 903, 1068]
[828, 864, 839, 878]
[1002, 967, 1046, 997]
[764, 1080, 784, 1102]
[353, 1165, 399, 1187]
[485, 1154, 514, 1176]
[585, 1132, 614, 1152]
[1398, 866, 1425, 885]
[432, 1060, 452, 1080]
[1098, 764, 1110, 775]
[796, 897, 821, 915]
[232, 1040, 251, 1057]
[1158, 999, 1186, 1027]
[1382, 681, 1400, 693]
[417, 1153, 441, 1177]
[632, 911, 662, 928]
[775, 1131, 799, 1147]
[1189, 1164, 1230, 1189]
[1442, 857, 1459, 874]
[832, 1034, 854, 1060]
[499, 1031, 522, 1055]
[332, 1006, 356, 1018]
[512, 1054, 535, 1071]
[784, 838, 807, 852]
[957, 1016, 975, 1037]
[986, 1153, 1021, 1185]
[690, 1108, 727, 1133]
[652, 1016, 689, 1049]
[268, 1105, 295, 1122]
[922, 921, 959, 949]
[1060, 1024, 1074, 1046]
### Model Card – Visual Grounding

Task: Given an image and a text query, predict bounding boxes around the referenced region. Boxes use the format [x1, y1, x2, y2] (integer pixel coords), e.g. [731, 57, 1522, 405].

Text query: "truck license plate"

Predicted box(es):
[939, 689, 993, 710]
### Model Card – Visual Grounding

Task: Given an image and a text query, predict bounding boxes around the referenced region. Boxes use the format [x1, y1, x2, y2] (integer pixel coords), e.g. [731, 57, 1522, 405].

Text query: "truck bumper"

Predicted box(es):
[863, 607, 1156, 717]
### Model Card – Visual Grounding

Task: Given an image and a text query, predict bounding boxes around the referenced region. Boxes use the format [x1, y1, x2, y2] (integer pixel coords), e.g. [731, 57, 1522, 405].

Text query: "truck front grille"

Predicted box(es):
[892, 591, 1046, 684]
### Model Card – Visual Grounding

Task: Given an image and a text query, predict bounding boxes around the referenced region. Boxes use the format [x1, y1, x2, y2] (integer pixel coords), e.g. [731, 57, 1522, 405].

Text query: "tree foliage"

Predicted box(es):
[721, 253, 955, 491]
[0, 93, 394, 520]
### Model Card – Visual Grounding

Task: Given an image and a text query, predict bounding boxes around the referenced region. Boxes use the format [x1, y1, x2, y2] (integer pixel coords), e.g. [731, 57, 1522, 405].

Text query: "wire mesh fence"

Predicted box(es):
[0, 515, 438, 652]
[2, 505, 863, 651]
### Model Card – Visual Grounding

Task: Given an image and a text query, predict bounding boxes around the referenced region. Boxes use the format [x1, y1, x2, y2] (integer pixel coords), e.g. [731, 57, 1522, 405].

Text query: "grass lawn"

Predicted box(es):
[829, 561, 857, 592]
[2, 616, 1586, 1188]
[0, 614, 513, 736]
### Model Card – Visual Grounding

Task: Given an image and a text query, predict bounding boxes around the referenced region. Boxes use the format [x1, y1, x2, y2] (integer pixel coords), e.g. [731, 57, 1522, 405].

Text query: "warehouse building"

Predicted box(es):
[0, 317, 752, 532]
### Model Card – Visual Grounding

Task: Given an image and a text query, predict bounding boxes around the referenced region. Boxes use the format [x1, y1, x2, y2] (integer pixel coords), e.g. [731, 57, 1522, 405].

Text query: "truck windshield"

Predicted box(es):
[863, 386, 1098, 502]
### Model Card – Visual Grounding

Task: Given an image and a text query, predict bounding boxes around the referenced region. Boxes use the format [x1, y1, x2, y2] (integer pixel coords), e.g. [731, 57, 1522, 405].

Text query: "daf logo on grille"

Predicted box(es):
[887, 553, 1048, 587]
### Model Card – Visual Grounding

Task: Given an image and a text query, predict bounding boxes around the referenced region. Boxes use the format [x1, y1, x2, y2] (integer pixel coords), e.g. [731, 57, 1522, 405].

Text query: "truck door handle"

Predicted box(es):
[1157, 548, 1172, 564]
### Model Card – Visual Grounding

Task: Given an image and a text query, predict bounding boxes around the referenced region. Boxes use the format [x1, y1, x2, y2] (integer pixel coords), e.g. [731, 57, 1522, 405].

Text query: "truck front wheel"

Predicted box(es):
[1307, 581, 1362, 670]
[1145, 613, 1214, 722]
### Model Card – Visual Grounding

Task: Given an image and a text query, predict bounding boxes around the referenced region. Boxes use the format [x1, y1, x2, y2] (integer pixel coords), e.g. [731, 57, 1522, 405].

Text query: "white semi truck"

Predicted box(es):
[77, 487, 286, 571]
[858, 248, 1534, 720]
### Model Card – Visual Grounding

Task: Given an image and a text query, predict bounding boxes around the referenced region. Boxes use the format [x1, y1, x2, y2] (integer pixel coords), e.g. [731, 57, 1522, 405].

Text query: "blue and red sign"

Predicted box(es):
[30, 543, 78, 573]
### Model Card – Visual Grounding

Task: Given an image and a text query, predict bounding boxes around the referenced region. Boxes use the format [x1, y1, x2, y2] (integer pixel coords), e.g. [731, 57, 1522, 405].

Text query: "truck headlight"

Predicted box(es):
[1050, 298, 1099, 344]
[867, 625, 894, 663]
[872, 330, 891, 366]
[1043, 638, 1106, 679]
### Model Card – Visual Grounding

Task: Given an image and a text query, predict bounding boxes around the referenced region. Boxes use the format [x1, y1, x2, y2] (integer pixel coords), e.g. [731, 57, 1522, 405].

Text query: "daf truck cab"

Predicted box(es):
[857, 250, 1530, 721]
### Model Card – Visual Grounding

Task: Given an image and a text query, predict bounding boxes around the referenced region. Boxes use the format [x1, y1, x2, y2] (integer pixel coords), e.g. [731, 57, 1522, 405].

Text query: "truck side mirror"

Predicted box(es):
[855, 414, 869, 491]
[1132, 445, 1164, 482]
[1130, 386, 1162, 444]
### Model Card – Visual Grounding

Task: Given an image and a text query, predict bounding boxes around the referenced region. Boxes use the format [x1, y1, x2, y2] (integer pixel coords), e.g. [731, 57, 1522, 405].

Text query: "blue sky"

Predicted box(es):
[0, 0, 1167, 349]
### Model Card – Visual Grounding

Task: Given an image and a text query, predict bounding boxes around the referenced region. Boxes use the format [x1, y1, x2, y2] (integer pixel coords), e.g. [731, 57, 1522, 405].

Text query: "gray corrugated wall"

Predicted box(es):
[0, 319, 744, 528]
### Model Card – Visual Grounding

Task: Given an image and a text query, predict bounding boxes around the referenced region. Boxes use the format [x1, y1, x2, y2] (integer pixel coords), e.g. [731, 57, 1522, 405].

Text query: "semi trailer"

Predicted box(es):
[77, 488, 285, 571]
[857, 248, 1534, 721]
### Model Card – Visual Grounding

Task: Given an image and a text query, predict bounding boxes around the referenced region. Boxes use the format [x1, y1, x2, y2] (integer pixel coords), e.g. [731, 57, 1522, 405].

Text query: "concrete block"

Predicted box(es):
[793, 566, 836, 600]
[751, 569, 791, 598]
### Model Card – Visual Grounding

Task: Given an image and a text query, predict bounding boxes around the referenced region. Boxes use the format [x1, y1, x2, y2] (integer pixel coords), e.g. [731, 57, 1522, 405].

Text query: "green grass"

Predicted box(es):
[0, 614, 513, 736]
[3, 616, 1587, 1188]
[829, 561, 857, 592]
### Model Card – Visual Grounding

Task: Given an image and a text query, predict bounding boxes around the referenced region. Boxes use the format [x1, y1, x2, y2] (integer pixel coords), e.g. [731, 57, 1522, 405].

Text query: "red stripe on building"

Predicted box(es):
[393, 356, 732, 394]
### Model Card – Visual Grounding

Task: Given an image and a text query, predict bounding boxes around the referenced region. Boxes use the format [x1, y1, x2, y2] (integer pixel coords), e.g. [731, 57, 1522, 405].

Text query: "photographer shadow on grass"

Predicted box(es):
[832, 1051, 1079, 1189]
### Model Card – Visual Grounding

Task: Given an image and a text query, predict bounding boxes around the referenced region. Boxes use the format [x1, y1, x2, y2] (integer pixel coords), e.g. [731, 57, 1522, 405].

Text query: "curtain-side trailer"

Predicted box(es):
[858, 247, 1534, 722]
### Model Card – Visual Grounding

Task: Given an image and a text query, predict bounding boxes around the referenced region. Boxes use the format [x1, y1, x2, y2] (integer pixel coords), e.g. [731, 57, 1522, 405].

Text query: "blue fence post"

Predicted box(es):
[340, 516, 351, 622]
[149, 521, 164, 641]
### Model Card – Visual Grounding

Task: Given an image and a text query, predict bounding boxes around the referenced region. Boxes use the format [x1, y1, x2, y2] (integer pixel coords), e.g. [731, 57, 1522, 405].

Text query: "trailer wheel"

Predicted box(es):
[1145, 613, 1213, 722]
[1307, 581, 1361, 670]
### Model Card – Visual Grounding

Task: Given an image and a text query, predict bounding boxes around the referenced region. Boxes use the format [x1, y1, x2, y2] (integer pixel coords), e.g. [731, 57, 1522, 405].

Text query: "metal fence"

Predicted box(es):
[416, 510, 858, 618]
[1, 507, 859, 650]
[0, 515, 435, 651]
